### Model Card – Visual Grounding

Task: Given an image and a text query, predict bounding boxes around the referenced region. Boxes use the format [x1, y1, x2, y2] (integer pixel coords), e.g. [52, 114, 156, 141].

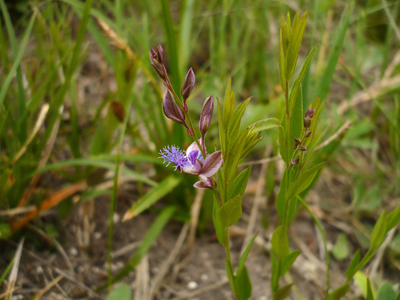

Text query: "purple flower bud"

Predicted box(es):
[305, 108, 315, 119]
[294, 138, 301, 145]
[304, 117, 311, 128]
[291, 159, 296, 165]
[181, 68, 195, 111]
[295, 157, 300, 164]
[163, 90, 185, 125]
[200, 96, 213, 135]
[306, 131, 312, 137]
[156, 45, 164, 64]
[299, 146, 307, 151]
[150, 48, 166, 80]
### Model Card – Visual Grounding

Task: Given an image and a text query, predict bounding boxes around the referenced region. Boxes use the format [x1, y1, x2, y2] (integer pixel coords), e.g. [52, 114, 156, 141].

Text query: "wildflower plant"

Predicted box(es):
[151, 42, 277, 299]
[151, 11, 400, 300]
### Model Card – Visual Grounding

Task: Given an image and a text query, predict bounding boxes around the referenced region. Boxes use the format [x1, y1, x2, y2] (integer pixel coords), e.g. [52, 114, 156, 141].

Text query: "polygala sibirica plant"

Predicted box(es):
[150, 11, 400, 300]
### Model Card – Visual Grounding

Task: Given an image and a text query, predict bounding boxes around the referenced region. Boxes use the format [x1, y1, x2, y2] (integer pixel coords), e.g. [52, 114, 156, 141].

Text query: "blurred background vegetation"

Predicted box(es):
[0, 0, 399, 298]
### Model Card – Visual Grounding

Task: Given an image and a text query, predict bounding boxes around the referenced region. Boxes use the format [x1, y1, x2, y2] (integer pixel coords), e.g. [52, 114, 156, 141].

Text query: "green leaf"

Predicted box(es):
[366, 276, 374, 300]
[370, 211, 387, 249]
[326, 284, 350, 300]
[237, 233, 258, 276]
[346, 250, 361, 280]
[0, 257, 14, 286]
[285, 11, 308, 79]
[249, 118, 281, 133]
[235, 266, 252, 300]
[288, 85, 303, 158]
[123, 175, 181, 220]
[271, 225, 290, 260]
[273, 283, 293, 300]
[279, 27, 286, 92]
[106, 284, 131, 300]
[270, 253, 279, 292]
[223, 78, 235, 128]
[0, 223, 12, 240]
[34, 158, 157, 186]
[0, 10, 36, 108]
[387, 205, 400, 233]
[332, 233, 350, 261]
[280, 250, 300, 276]
[285, 162, 326, 201]
[376, 283, 397, 300]
[225, 258, 237, 296]
[276, 170, 288, 220]
[354, 271, 371, 298]
[228, 166, 252, 200]
[317, 2, 354, 100]
[217, 98, 227, 159]
[213, 195, 226, 245]
[218, 194, 242, 227]
[289, 45, 318, 111]
[229, 97, 252, 139]
[225, 128, 249, 180]
[278, 126, 288, 164]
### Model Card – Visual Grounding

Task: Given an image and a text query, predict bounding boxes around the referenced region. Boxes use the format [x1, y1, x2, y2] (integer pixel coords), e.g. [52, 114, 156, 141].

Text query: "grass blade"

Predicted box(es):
[0, 10, 36, 108]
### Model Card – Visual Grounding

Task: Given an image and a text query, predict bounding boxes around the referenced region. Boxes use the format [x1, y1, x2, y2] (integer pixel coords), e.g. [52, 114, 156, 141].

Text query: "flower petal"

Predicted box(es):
[187, 149, 200, 165]
[186, 141, 200, 154]
[200, 150, 223, 177]
[193, 176, 212, 189]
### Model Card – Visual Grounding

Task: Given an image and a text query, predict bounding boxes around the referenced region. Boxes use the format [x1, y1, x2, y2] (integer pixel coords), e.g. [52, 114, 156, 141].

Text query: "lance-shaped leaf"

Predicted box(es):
[285, 162, 326, 201]
[271, 225, 290, 260]
[249, 118, 281, 133]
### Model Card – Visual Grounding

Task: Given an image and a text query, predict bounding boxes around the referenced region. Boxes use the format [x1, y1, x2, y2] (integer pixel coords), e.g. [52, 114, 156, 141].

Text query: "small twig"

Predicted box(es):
[314, 120, 351, 150]
[6, 239, 24, 300]
[111, 241, 140, 258]
[135, 254, 150, 300]
[148, 223, 190, 300]
[31, 275, 63, 300]
[0, 206, 36, 217]
[337, 74, 400, 115]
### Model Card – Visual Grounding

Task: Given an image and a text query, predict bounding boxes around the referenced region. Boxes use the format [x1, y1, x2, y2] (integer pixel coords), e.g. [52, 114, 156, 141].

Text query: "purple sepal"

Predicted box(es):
[200, 150, 223, 177]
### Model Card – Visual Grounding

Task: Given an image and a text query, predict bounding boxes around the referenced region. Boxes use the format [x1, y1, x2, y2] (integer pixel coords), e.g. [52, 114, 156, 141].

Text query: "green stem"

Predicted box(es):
[284, 79, 291, 226]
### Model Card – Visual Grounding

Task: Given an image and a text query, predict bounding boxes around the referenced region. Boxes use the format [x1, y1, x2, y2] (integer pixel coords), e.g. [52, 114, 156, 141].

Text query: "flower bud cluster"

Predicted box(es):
[303, 108, 315, 128]
[151, 45, 220, 190]
[291, 108, 317, 165]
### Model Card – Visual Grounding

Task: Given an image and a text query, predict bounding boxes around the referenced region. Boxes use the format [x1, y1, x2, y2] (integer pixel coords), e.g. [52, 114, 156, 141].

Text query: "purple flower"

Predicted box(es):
[159, 141, 223, 189]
